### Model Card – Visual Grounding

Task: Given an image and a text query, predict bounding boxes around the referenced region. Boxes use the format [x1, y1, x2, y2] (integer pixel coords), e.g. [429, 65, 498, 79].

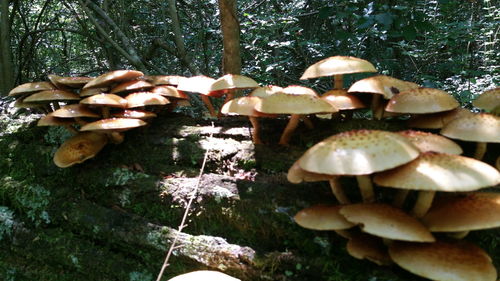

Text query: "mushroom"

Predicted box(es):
[80, 118, 147, 144]
[346, 232, 393, 266]
[208, 74, 260, 117]
[48, 74, 92, 89]
[124, 92, 170, 108]
[109, 79, 154, 94]
[8, 81, 56, 97]
[37, 115, 79, 134]
[80, 93, 128, 118]
[83, 70, 144, 89]
[177, 75, 218, 117]
[407, 107, 474, 129]
[294, 205, 355, 232]
[111, 109, 157, 120]
[473, 87, 500, 112]
[385, 87, 459, 114]
[22, 89, 81, 111]
[79, 87, 109, 98]
[144, 75, 184, 86]
[53, 131, 108, 168]
[167, 270, 240, 281]
[397, 130, 463, 155]
[151, 85, 190, 112]
[320, 89, 366, 120]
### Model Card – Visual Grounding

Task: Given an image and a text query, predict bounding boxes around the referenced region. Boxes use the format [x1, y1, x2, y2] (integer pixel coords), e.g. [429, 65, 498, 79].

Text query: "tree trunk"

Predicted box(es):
[218, 0, 241, 75]
[0, 0, 14, 96]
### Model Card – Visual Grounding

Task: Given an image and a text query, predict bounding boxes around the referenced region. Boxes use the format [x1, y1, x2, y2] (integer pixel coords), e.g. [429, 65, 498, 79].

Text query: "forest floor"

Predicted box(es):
[0, 104, 498, 281]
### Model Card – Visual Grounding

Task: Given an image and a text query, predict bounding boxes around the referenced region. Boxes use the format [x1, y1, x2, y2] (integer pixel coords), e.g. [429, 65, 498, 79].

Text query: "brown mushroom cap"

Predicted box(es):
[385, 88, 459, 114]
[298, 130, 420, 176]
[282, 85, 319, 97]
[389, 240, 497, 281]
[473, 87, 500, 112]
[220, 96, 273, 117]
[374, 152, 500, 192]
[125, 92, 170, 108]
[145, 75, 184, 86]
[294, 205, 355, 231]
[397, 130, 463, 155]
[8, 82, 56, 96]
[177, 75, 215, 95]
[407, 107, 474, 129]
[48, 74, 92, 88]
[111, 109, 157, 119]
[151, 86, 188, 99]
[421, 192, 500, 232]
[440, 113, 500, 143]
[255, 92, 337, 115]
[249, 86, 283, 98]
[346, 233, 393, 266]
[340, 203, 435, 242]
[79, 87, 109, 97]
[53, 131, 108, 168]
[80, 118, 146, 133]
[50, 104, 100, 118]
[83, 70, 144, 89]
[347, 75, 419, 99]
[167, 270, 240, 281]
[109, 79, 154, 94]
[209, 74, 259, 92]
[80, 94, 128, 108]
[321, 89, 366, 110]
[300, 56, 377, 79]
[287, 159, 336, 183]
[23, 90, 81, 103]
[37, 115, 76, 126]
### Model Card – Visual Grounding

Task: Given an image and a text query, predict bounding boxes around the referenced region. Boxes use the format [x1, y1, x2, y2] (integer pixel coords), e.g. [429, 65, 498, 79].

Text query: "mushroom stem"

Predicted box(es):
[217, 92, 235, 118]
[201, 95, 217, 117]
[101, 107, 110, 118]
[411, 191, 436, 218]
[248, 116, 263, 144]
[334, 230, 352, 239]
[392, 190, 410, 208]
[447, 231, 470, 239]
[278, 114, 302, 146]
[333, 75, 344, 90]
[371, 94, 384, 120]
[108, 132, 125, 144]
[64, 125, 79, 135]
[329, 178, 350, 204]
[301, 115, 314, 129]
[473, 142, 487, 160]
[356, 175, 375, 203]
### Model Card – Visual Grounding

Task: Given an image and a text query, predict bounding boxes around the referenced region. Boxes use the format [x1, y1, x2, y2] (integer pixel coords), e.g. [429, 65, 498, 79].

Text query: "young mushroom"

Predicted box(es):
[53, 131, 108, 168]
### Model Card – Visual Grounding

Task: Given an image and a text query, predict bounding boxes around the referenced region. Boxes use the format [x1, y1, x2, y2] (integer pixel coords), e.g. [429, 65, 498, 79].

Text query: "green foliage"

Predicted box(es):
[104, 167, 150, 187]
[0, 206, 15, 241]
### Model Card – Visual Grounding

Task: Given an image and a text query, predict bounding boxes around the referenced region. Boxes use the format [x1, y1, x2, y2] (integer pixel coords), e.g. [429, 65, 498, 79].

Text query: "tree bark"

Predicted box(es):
[218, 0, 241, 75]
[0, 0, 14, 96]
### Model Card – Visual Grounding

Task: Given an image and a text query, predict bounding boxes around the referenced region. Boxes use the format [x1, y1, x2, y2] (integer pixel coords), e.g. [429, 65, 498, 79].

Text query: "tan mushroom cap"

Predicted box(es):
[473, 87, 500, 111]
[80, 118, 146, 132]
[298, 130, 420, 176]
[80, 94, 128, 108]
[23, 90, 81, 103]
[220, 96, 274, 117]
[255, 92, 337, 115]
[374, 152, 500, 192]
[109, 79, 154, 94]
[441, 113, 500, 143]
[407, 107, 474, 129]
[8, 82, 56, 96]
[146, 75, 184, 86]
[37, 115, 76, 126]
[397, 130, 463, 155]
[79, 87, 108, 97]
[300, 56, 377, 79]
[422, 192, 500, 232]
[83, 70, 144, 89]
[249, 86, 283, 98]
[111, 109, 157, 119]
[125, 92, 170, 108]
[168, 270, 240, 281]
[389, 240, 497, 281]
[177, 75, 215, 95]
[347, 75, 420, 99]
[48, 74, 92, 88]
[209, 74, 259, 92]
[287, 159, 335, 183]
[282, 85, 319, 97]
[53, 131, 108, 168]
[294, 205, 354, 230]
[151, 86, 188, 99]
[340, 203, 435, 242]
[346, 233, 393, 266]
[13, 98, 43, 109]
[321, 89, 366, 110]
[50, 104, 100, 118]
[385, 88, 459, 114]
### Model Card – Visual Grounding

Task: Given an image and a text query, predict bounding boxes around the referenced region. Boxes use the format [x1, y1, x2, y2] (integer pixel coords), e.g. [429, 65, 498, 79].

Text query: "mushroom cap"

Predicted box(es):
[151, 86, 188, 99]
[209, 74, 259, 92]
[294, 205, 355, 231]
[385, 88, 459, 114]
[167, 270, 240, 281]
[48, 74, 92, 88]
[255, 92, 337, 114]
[440, 113, 500, 143]
[389, 240, 497, 281]
[80, 118, 146, 132]
[177, 75, 215, 95]
[146, 75, 184, 86]
[8, 82, 56, 96]
[374, 152, 500, 192]
[249, 86, 283, 98]
[421, 192, 500, 232]
[50, 104, 100, 118]
[23, 90, 81, 103]
[473, 87, 500, 112]
[53, 131, 108, 168]
[347, 75, 420, 99]
[220, 96, 273, 117]
[79, 87, 109, 97]
[407, 107, 474, 129]
[340, 203, 435, 242]
[111, 109, 157, 119]
[83, 70, 144, 89]
[109, 79, 154, 94]
[397, 130, 463, 155]
[321, 89, 366, 110]
[282, 85, 319, 97]
[287, 159, 336, 183]
[298, 130, 420, 176]
[125, 92, 170, 108]
[300, 56, 377, 79]
[37, 115, 76, 126]
[80, 93, 128, 108]
[346, 233, 393, 266]
[13, 98, 43, 109]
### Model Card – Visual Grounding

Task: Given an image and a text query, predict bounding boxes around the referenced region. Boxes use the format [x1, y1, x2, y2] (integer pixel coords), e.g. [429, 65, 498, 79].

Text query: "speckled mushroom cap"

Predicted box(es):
[37, 115, 76, 126]
[80, 93, 128, 108]
[50, 104, 100, 118]
[23, 90, 81, 103]
[347, 233, 393, 266]
[385, 88, 459, 114]
[146, 75, 184, 86]
[53, 131, 108, 168]
[48, 74, 92, 89]
[440, 113, 500, 143]
[249, 86, 283, 98]
[109, 80, 154, 94]
[347, 75, 420, 99]
[167, 270, 240, 281]
[125, 92, 170, 108]
[294, 205, 355, 231]
[220, 96, 272, 117]
[389, 240, 497, 281]
[255, 92, 337, 115]
[473, 87, 500, 112]
[83, 70, 144, 89]
[300, 56, 377, 79]
[151, 86, 188, 99]
[321, 89, 366, 110]
[209, 74, 259, 92]
[177, 75, 215, 95]
[421, 192, 500, 232]
[397, 130, 463, 155]
[287, 159, 336, 183]
[111, 109, 157, 119]
[407, 107, 474, 129]
[80, 118, 146, 132]
[340, 203, 435, 242]
[8, 82, 56, 96]
[298, 130, 420, 175]
[374, 152, 500, 192]
[282, 85, 319, 97]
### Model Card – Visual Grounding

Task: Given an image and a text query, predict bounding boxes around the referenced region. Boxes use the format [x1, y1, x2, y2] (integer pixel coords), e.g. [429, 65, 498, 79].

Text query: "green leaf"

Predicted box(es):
[402, 25, 417, 41]
[374, 13, 394, 27]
